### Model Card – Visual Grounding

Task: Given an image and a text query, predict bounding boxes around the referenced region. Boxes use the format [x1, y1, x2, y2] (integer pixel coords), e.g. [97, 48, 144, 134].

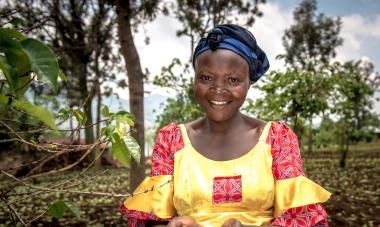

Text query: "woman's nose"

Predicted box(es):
[210, 79, 227, 93]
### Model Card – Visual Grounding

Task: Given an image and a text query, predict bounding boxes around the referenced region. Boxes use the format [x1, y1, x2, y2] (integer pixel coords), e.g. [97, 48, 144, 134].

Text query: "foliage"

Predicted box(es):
[153, 58, 203, 129]
[329, 60, 380, 167]
[48, 200, 80, 220]
[248, 0, 343, 153]
[282, 0, 342, 71]
[244, 68, 332, 128]
[0, 26, 140, 224]
[171, 0, 266, 58]
[2, 0, 124, 149]
[102, 107, 141, 167]
[0, 27, 59, 129]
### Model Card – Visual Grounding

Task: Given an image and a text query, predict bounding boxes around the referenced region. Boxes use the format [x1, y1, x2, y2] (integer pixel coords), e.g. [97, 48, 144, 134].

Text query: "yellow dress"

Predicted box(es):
[123, 122, 330, 226]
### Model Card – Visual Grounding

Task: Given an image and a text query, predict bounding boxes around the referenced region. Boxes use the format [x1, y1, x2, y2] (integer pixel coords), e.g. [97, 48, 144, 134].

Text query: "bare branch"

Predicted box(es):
[1, 170, 171, 199]
[0, 190, 26, 226]
[1, 9, 22, 18]
[21, 17, 51, 33]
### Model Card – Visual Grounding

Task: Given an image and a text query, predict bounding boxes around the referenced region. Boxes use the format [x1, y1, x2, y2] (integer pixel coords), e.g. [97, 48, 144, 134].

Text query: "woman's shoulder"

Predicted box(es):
[155, 123, 183, 146]
[183, 117, 204, 133]
[243, 116, 268, 134]
[158, 122, 181, 132]
[268, 121, 297, 139]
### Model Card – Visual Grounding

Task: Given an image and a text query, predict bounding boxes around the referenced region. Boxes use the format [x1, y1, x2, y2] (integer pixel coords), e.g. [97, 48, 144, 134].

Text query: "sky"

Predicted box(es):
[112, 0, 380, 113]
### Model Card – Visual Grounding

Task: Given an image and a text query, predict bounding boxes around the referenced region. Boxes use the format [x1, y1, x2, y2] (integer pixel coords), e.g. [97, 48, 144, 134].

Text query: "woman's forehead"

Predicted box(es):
[195, 49, 249, 69]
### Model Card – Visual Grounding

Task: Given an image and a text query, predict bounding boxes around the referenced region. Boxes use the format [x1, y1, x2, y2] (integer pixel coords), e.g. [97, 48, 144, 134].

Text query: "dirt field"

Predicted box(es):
[0, 149, 379, 226]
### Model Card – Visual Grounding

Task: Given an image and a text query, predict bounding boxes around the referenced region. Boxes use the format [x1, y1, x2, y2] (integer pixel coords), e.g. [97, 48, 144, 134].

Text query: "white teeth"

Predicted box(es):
[210, 100, 228, 105]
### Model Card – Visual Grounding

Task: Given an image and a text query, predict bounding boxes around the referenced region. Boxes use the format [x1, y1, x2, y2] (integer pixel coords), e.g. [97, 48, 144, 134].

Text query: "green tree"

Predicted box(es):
[153, 58, 203, 129]
[2, 0, 119, 166]
[330, 60, 380, 168]
[244, 68, 331, 130]
[112, 0, 165, 191]
[173, 0, 266, 59]
[277, 0, 342, 152]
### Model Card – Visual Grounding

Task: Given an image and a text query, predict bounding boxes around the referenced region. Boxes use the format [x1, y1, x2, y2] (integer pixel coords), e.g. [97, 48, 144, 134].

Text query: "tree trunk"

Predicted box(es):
[80, 65, 95, 147]
[307, 118, 313, 153]
[116, 0, 146, 192]
[93, 45, 102, 168]
[339, 145, 348, 168]
[339, 126, 349, 168]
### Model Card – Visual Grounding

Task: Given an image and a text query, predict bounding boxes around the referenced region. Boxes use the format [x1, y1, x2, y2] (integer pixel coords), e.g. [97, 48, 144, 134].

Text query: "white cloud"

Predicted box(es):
[336, 14, 380, 62]
[248, 3, 293, 71]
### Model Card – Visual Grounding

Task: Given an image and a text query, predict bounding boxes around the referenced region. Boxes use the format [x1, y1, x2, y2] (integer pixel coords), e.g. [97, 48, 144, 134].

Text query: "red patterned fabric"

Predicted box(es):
[269, 122, 329, 227]
[272, 204, 329, 227]
[212, 175, 243, 204]
[151, 123, 184, 176]
[119, 204, 170, 227]
[268, 121, 305, 180]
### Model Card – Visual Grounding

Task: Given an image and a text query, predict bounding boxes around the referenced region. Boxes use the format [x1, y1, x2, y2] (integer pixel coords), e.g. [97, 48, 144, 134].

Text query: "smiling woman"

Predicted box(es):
[119, 24, 330, 227]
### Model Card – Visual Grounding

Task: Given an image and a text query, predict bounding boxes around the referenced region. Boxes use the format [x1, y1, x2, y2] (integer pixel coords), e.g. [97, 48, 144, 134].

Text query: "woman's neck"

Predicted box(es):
[203, 112, 246, 135]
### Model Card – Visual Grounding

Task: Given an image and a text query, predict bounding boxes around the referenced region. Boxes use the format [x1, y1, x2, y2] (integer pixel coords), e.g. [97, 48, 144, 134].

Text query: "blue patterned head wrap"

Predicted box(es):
[192, 24, 270, 81]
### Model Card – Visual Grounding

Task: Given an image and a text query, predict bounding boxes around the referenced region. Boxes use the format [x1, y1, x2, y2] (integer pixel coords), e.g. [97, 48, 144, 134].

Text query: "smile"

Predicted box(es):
[210, 100, 229, 105]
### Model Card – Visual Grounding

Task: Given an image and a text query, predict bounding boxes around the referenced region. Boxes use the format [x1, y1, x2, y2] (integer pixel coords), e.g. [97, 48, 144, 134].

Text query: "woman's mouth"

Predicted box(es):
[210, 100, 229, 105]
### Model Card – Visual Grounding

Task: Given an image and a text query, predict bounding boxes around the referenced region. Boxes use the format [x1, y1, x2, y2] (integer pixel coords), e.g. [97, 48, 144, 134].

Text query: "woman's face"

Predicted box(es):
[194, 49, 251, 122]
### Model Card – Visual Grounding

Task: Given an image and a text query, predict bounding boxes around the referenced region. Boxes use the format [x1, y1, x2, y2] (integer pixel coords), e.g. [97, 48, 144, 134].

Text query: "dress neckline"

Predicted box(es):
[178, 121, 272, 163]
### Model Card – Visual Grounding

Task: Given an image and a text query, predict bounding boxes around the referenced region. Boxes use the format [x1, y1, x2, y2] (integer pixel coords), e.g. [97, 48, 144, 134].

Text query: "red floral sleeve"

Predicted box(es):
[120, 123, 184, 227]
[269, 121, 329, 227]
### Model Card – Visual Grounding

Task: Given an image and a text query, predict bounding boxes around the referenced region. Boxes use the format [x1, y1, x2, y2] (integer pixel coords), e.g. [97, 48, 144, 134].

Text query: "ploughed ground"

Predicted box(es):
[0, 147, 379, 226]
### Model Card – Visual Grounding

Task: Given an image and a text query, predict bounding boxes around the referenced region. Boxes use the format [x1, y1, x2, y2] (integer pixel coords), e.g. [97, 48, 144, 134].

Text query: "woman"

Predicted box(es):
[120, 24, 330, 227]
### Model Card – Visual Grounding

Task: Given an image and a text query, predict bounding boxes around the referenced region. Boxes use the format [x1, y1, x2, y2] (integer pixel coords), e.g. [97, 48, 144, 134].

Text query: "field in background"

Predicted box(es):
[1, 145, 379, 226]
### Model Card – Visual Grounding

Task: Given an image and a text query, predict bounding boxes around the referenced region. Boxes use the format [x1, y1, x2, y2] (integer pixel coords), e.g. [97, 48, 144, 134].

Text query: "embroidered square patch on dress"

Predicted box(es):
[212, 175, 242, 204]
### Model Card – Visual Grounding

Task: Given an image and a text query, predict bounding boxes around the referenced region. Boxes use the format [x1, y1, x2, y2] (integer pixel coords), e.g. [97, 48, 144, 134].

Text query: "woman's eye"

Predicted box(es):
[200, 75, 211, 80]
[228, 77, 239, 84]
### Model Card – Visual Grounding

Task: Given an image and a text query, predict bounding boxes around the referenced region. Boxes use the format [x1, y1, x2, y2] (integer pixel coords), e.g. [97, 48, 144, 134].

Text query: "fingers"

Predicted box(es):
[221, 218, 243, 227]
[167, 216, 202, 227]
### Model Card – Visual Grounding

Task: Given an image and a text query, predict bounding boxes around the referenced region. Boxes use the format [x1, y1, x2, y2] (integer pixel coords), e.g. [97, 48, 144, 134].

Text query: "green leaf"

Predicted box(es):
[0, 28, 22, 50]
[101, 125, 115, 138]
[57, 107, 71, 120]
[124, 135, 141, 164]
[59, 70, 67, 81]
[73, 109, 87, 125]
[0, 28, 31, 78]
[62, 200, 80, 219]
[0, 55, 18, 91]
[48, 200, 65, 219]
[116, 111, 135, 121]
[9, 17, 26, 27]
[111, 132, 131, 167]
[15, 74, 32, 97]
[115, 117, 127, 137]
[48, 200, 80, 219]
[115, 111, 135, 126]
[0, 28, 27, 41]
[100, 127, 109, 138]
[101, 106, 109, 117]
[20, 38, 59, 91]
[12, 100, 57, 130]
[0, 94, 8, 106]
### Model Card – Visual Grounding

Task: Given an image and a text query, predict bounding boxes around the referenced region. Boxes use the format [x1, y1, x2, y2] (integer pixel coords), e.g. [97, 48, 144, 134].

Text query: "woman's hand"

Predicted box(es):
[167, 216, 203, 227]
[221, 218, 263, 227]
[221, 219, 244, 227]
